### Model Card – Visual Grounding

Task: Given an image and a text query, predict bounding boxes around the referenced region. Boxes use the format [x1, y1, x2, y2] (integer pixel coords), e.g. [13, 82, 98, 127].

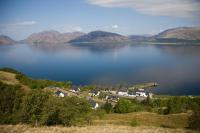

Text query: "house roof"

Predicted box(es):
[89, 90, 99, 94]
[71, 86, 80, 91]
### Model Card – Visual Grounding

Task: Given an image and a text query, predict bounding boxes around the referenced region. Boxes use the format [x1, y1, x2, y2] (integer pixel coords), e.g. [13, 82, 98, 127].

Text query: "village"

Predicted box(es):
[44, 82, 158, 109]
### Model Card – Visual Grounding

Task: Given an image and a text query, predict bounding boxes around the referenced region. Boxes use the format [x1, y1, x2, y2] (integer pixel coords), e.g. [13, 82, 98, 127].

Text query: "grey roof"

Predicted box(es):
[89, 90, 99, 94]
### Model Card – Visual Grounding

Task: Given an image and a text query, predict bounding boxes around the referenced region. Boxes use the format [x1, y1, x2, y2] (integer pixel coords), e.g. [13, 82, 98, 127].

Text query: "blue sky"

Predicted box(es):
[0, 0, 199, 40]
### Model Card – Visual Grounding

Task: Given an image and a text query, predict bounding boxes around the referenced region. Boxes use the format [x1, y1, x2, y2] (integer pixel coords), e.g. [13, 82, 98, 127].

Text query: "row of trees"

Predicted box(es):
[102, 96, 200, 114]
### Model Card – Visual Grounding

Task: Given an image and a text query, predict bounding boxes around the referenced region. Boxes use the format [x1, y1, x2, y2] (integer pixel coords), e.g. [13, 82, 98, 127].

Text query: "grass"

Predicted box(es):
[93, 112, 190, 129]
[0, 71, 19, 85]
[0, 124, 195, 133]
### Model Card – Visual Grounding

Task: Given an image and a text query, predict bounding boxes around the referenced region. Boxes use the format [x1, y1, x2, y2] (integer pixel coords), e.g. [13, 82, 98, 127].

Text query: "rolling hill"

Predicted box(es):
[69, 31, 130, 43]
[25, 30, 85, 44]
[155, 27, 200, 42]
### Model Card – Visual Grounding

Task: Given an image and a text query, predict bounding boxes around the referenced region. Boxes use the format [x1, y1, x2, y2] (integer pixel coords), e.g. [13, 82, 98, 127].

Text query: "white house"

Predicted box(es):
[55, 90, 67, 97]
[118, 91, 128, 96]
[136, 91, 147, 97]
[128, 91, 136, 97]
[70, 87, 80, 93]
[89, 99, 99, 109]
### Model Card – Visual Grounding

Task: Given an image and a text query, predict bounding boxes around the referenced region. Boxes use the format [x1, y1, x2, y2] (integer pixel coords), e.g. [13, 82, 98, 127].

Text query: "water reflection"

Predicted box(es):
[0, 43, 200, 95]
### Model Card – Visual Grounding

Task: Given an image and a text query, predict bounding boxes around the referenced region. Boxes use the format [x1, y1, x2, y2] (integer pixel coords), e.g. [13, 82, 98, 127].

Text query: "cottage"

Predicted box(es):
[128, 91, 136, 97]
[89, 90, 100, 96]
[135, 91, 147, 97]
[88, 99, 99, 109]
[55, 90, 67, 97]
[117, 90, 128, 96]
[117, 86, 129, 96]
[70, 86, 80, 93]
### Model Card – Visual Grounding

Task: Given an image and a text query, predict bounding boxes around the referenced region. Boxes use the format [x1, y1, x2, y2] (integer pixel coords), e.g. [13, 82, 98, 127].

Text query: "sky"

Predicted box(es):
[0, 0, 200, 40]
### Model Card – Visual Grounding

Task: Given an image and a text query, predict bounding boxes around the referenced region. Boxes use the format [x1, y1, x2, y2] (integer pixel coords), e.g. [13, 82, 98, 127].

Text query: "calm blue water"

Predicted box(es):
[0, 43, 200, 95]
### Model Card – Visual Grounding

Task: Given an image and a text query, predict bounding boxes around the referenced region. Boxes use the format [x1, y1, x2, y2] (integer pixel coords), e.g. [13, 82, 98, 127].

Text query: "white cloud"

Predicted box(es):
[111, 24, 119, 29]
[0, 21, 37, 32]
[86, 0, 200, 18]
[9, 21, 37, 26]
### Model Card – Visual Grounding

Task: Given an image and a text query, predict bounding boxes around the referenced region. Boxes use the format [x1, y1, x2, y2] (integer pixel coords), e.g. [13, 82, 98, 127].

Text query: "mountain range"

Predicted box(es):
[0, 27, 200, 45]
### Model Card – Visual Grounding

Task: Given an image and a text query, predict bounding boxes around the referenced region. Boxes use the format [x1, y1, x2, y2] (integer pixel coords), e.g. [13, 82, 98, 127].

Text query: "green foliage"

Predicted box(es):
[20, 90, 49, 124]
[0, 83, 92, 126]
[0, 81, 24, 124]
[130, 119, 140, 127]
[103, 101, 113, 113]
[0, 67, 21, 74]
[98, 92, 108, 99]
[41, 96, 91, 126]
[16, 73, 72, 89]
[188, 110, 200, 130]
[81, 85, 97, 91]
[0, 67, 72, 89]
[151, 99, 168, 108]
[166, 97, 192, 114]
[114, 99, 132, 113]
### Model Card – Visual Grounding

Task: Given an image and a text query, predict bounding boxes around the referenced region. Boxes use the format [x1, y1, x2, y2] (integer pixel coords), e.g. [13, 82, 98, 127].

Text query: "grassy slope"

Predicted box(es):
[94, 112, 190, 128]
[0, 70, 30, 90]
[0, 71, 19, 85]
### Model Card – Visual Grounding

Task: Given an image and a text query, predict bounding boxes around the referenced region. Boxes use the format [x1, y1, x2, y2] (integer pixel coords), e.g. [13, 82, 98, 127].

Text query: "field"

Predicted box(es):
[94, 112, 190, 128]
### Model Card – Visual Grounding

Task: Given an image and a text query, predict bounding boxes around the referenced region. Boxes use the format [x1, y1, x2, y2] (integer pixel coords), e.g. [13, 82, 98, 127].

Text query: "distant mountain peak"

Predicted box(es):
[69, 30, 129, 43]
[0, 35, 16, 45]
[156, 27, 200, 40]
[25, 31, 85, 44]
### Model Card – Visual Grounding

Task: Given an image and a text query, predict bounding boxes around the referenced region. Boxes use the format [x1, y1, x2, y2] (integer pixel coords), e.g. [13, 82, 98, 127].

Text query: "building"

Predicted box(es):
[88, 99, 99, 109]
[117, 91, 128, 96]
[135, 91, 147, 97]
[89, 90, 100, 96]
[70, 86, 80, 93]
[55, 90, 67, 97]
[106, 95, 119, 102]
[128, 91, 136, 97]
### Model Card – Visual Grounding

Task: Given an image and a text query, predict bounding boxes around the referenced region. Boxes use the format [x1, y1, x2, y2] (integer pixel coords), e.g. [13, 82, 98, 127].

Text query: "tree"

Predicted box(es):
[0, 82, 24, 124]
[114, 99, 132, 113]
[20, 90, 49, 125]
[166, 97, 185, 114]
[41, 96, 91, 126]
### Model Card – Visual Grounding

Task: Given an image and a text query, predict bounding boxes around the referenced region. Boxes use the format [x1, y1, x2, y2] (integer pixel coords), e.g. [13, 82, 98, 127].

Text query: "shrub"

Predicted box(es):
[188, 110, 200, 130]
[0, 82, 24, 124]
[103, 101, 113, 113]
